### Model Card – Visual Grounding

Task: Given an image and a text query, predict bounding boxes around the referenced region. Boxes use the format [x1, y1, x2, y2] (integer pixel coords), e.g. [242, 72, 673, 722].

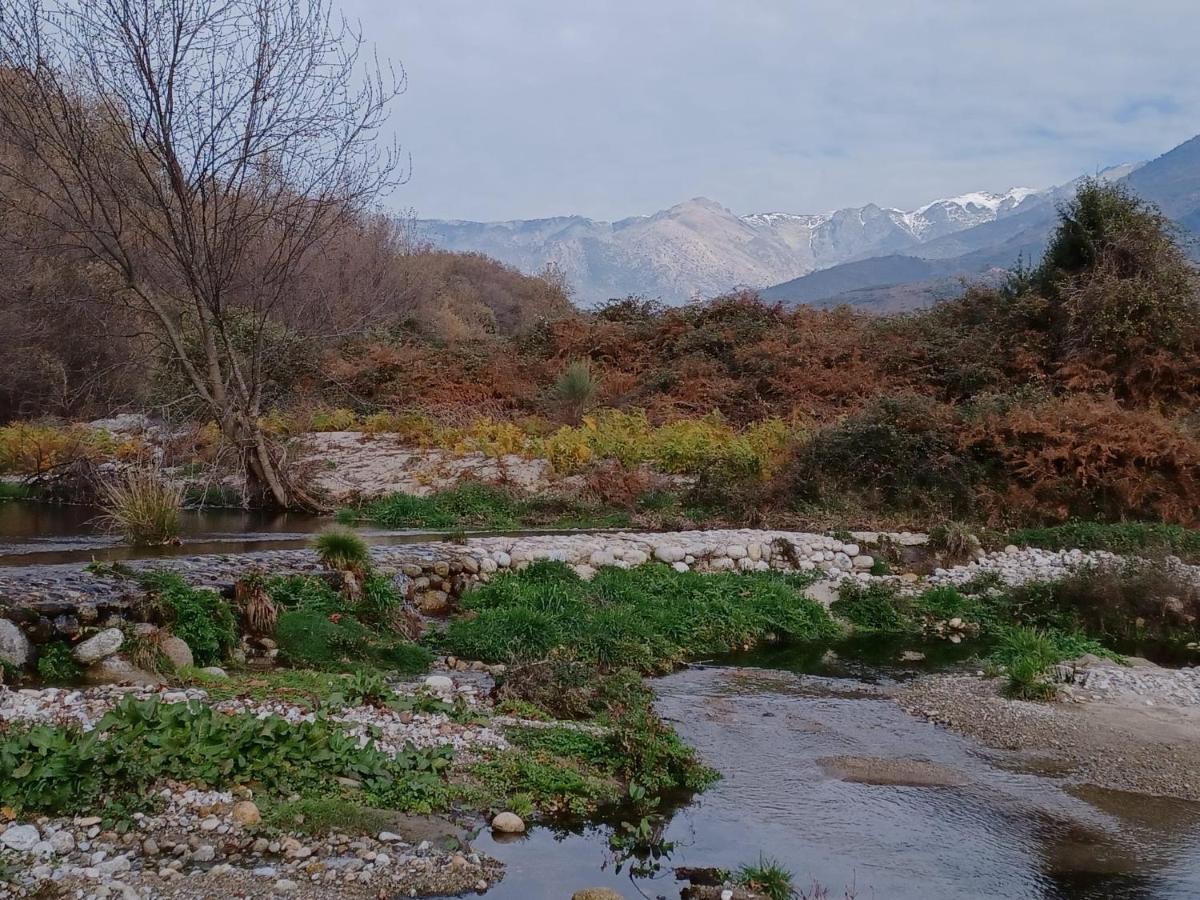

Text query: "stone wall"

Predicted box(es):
[0, 529, 915, 641]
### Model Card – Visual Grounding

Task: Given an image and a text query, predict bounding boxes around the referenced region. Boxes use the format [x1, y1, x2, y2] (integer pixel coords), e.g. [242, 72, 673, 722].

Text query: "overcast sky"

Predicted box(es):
[342, 0, 1200, 222]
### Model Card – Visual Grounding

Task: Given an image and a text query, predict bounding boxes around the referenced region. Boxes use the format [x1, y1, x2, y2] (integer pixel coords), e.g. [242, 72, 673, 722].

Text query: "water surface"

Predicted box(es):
[473, 665, 1200, 900]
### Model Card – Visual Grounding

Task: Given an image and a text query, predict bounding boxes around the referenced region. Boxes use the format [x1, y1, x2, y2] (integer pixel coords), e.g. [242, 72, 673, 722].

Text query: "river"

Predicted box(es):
[474, 662, 1200, 900]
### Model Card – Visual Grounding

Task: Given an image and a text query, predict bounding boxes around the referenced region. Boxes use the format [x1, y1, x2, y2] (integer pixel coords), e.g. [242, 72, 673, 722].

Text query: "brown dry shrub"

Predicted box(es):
[961, 395, 1200, 526]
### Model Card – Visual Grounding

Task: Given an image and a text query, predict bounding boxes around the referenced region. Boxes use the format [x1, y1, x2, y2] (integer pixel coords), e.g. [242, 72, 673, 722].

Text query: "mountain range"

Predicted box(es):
[419, 133, 1200, 311]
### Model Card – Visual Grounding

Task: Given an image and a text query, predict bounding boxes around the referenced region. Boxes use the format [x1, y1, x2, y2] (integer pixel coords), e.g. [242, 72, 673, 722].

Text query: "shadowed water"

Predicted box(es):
[473, 665, 1200, 900]
[0, 500, 620, 566]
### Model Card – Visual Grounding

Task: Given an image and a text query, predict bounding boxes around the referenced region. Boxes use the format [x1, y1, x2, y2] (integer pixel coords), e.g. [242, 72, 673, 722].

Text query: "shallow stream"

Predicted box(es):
[472, 662, 1200, 900]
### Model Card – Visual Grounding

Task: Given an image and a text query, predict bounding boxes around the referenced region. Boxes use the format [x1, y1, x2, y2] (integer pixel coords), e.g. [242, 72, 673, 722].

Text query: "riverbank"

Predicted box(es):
[899, 660, 1200, 801]
[3, 520, 1200, 898]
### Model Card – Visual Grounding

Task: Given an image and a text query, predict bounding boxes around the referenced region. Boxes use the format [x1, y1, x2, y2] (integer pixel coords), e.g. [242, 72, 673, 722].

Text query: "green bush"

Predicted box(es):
[35, 642, 82, 684]
[442, 562, 837, 672]
[0, 695, 451, 815]
[831, 582, 910, 631]
[138, 571, 237, 666]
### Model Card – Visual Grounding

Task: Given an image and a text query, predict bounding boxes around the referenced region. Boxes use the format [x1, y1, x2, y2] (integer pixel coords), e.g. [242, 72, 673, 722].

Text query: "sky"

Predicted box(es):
[341, 0, 1200, 222]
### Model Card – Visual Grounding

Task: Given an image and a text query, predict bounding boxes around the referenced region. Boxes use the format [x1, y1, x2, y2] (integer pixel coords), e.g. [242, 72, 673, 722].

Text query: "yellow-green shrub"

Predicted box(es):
[310, 408, 360, 432]
[452, 419, 531, 457]
[535, 410, 803, 478]
[0, 423, 109, 475]
[541, 427, 596, 472]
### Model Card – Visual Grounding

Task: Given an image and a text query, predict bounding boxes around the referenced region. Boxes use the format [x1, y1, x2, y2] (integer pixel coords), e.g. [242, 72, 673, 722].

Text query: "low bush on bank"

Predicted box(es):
[831, 582, 993, 634]
[441, 562, 837, 672]
[342, 482, 632, 531]
[138, 571, 238, 667]
[1003, 560, 1200, 644]
[35, 642, 82, 684]
[0, 695, 451, 816]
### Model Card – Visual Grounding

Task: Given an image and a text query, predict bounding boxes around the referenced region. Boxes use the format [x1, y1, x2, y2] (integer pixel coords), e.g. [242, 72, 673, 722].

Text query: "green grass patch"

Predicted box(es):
[258, 797, 409, 838]
[263, 574, 432, 674]
[440, 562, 837, 672]
[275, 608, 431, 673]
[988, 626, 1117, 700]
[35, 642, 82, 684]
[0, 481, 33, 501]
[1007, 521, 1200, 561]
[341, 483, 630, 531]
[831, 581, 994, 634]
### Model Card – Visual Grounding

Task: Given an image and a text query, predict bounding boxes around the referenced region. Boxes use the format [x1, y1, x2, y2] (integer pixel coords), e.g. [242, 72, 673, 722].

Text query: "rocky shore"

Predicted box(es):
[7, 526, 1199, 658]
[0, 672, 514, 899]
[898, 660, 1200, 801]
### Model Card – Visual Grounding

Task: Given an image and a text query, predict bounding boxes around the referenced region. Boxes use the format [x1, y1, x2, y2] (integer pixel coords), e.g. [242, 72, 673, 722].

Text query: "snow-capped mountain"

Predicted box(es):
[420, 187, 1046, 306]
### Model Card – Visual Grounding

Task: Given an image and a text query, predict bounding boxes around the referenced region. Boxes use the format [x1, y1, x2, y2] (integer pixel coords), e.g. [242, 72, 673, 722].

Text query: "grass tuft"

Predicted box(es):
[314, 526, 370, 572]
[99, 468, 183, 545]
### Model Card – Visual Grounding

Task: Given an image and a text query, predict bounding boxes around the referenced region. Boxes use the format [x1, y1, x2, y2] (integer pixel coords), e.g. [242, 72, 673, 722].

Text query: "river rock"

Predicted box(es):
[83, 656, 161, 686]
[418, 590, 450, 614]
[159, 636, 194, 670]
[490, 812, 525, 834]
[0, 619, 35, 669]
[1, 824, 41, 852]
[73, 627, 124, 664]
[231, 801, 262, 827]
[423, 675, 454, 697]
[572, 890, 625, 900]
[49, 830, 76, 854]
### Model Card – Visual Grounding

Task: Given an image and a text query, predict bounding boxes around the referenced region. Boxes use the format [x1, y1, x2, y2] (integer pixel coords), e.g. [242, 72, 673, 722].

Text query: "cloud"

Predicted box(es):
[341, 0, 1200, 220]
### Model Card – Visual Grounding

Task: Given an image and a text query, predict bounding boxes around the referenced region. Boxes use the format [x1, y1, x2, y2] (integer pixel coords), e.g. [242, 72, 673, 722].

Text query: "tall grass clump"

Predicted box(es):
[737, 856, 796, 900]
[314, 526, 370, 573]
[99, 468, 184, 545]
[548, 358, 600, 424]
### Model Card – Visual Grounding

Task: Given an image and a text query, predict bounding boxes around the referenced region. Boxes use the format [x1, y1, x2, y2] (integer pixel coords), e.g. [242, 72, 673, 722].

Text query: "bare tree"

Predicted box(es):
[0, 0, 405, 506]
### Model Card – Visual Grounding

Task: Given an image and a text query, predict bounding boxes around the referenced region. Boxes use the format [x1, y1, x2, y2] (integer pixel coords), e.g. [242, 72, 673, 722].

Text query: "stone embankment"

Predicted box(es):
[0, 529, 912, 643]
[9, 527, 1195, 656]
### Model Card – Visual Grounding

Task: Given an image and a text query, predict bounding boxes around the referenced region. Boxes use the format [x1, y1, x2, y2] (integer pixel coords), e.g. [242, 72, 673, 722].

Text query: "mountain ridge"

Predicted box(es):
[419, 132, 1200, 311]
[419, 186, 1051, 306]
